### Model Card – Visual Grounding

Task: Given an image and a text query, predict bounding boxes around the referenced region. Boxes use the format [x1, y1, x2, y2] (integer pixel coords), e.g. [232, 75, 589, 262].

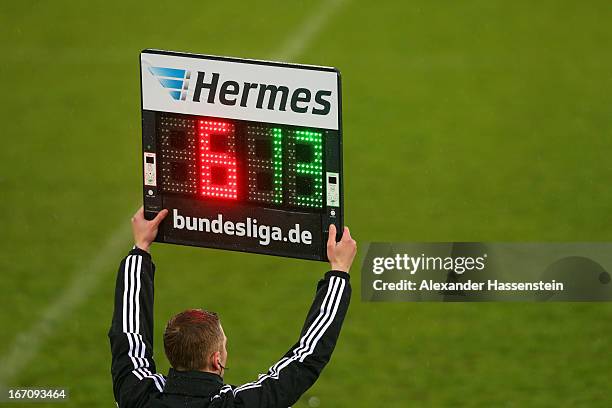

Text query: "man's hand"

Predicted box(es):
[327, 224, 357, 273]
[131, 206, 168, 253]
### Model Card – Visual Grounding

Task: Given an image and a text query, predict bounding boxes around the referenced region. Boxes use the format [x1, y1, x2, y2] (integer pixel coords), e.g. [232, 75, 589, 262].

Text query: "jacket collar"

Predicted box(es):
[163, 368, 224, 397]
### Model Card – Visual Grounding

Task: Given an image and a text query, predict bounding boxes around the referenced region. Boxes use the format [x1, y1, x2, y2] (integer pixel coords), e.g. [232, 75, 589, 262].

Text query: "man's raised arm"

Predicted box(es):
[214, 225, 357, 408]
[108, 208, 168, 408]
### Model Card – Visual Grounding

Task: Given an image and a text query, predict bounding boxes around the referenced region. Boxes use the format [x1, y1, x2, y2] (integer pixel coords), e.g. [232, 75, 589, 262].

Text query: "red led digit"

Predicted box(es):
[198, 119, 238, 200]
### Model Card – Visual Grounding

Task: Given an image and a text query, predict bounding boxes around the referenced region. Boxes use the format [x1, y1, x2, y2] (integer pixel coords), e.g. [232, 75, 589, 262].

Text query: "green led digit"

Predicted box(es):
[271, 128, 283, 203]
[286, 129, 323, 208]
[246, 125, 283, 204]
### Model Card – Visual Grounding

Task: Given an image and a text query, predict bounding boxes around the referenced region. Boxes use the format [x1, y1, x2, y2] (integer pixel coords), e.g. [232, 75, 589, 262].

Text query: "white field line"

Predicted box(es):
[0, 221, 132, 384]
[0, 0, 349, 386]
[270, 0, 348, 62]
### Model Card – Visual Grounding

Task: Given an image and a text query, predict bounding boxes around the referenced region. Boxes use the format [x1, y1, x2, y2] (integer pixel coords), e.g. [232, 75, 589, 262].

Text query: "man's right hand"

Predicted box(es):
[131, 206, 168, 253]
[326, 224, 357, 273]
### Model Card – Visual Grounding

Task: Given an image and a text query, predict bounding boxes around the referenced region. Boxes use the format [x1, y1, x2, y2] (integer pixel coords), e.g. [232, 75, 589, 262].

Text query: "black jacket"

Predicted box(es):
[108, 247, 351, 407]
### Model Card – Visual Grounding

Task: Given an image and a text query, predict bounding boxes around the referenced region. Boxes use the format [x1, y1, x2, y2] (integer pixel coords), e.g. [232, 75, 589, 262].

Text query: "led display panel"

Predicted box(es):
[141, 49, 343, 261]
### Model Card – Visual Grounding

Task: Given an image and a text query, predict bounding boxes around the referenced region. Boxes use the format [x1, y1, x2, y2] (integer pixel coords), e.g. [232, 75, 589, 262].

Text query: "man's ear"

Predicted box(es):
[211, 351, 221, 371]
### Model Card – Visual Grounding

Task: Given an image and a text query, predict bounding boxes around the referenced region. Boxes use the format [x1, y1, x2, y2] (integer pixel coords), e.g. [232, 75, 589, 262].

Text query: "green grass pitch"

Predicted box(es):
[1, 1, 611, 406]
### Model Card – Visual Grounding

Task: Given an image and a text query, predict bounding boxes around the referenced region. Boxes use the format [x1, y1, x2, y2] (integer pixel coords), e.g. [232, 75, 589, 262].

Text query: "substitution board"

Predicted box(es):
[140, 49, 343, 261]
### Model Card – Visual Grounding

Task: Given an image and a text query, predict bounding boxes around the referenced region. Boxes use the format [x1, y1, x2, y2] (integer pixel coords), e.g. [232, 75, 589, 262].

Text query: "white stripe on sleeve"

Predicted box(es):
[233, 276, 345, 396]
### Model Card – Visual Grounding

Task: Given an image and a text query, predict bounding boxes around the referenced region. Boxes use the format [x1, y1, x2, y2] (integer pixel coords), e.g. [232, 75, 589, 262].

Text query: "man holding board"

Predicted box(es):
[108, 207, 356, 407]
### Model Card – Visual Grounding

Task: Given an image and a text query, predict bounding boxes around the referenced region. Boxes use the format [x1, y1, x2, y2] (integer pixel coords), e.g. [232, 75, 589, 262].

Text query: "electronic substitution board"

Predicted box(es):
[141, 49, 343, 261]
